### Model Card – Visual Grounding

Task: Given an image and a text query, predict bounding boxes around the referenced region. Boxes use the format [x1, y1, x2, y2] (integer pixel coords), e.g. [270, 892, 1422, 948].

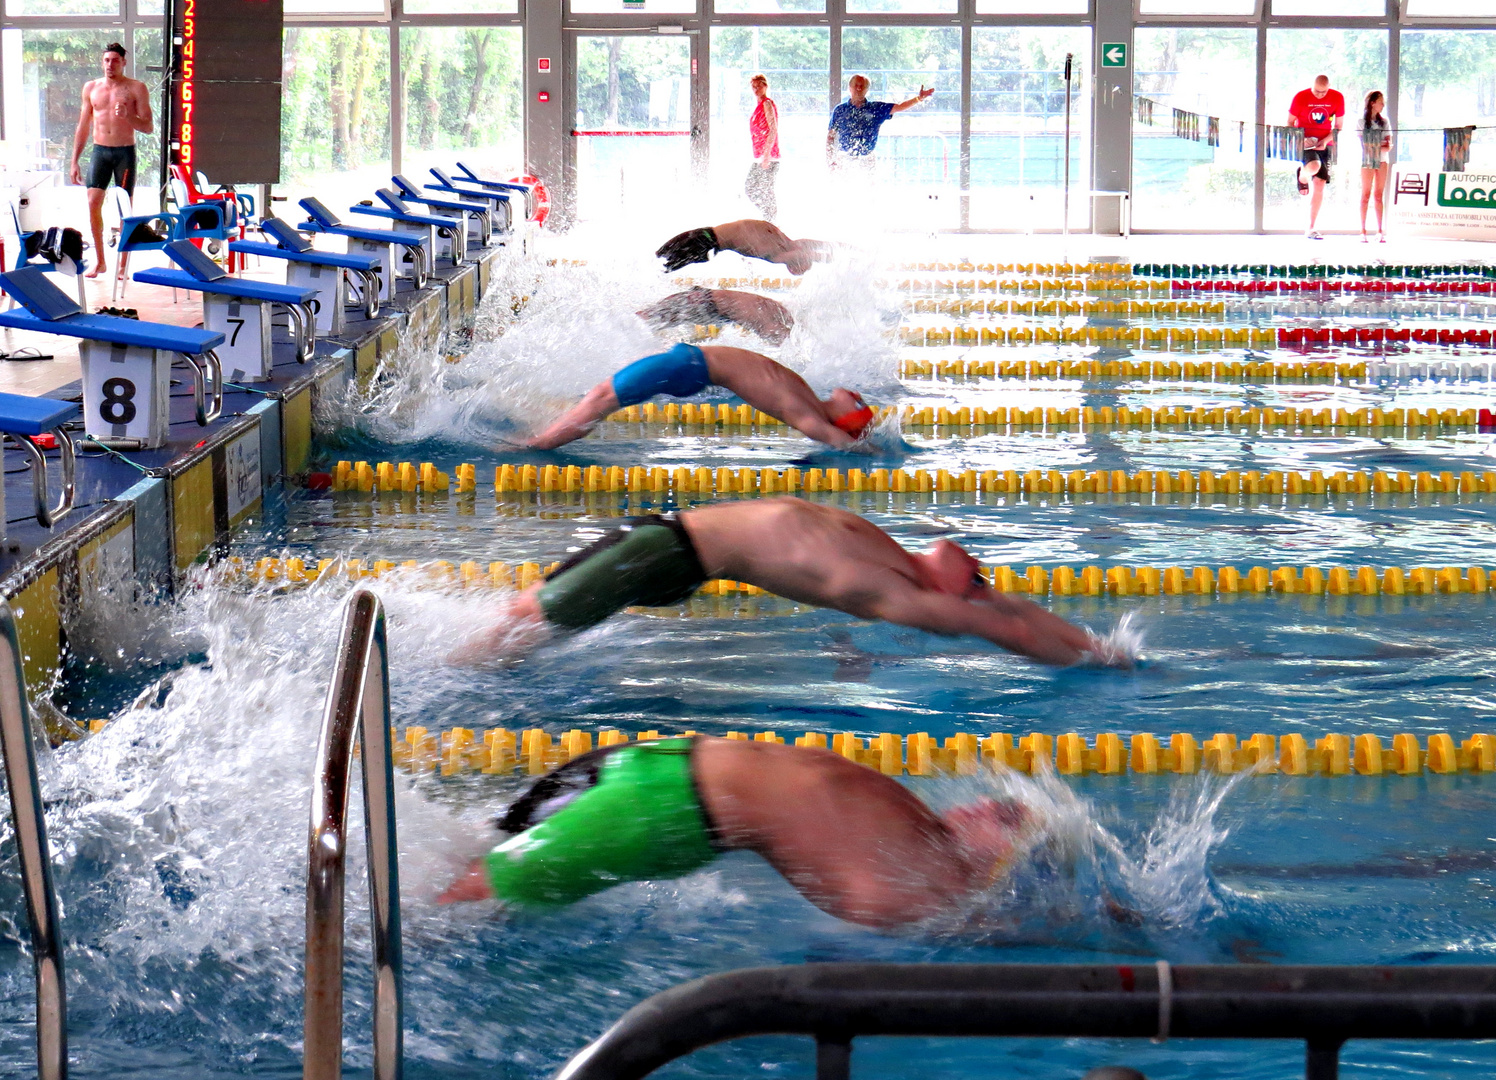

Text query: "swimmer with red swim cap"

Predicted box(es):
[526, 343, 878, 451]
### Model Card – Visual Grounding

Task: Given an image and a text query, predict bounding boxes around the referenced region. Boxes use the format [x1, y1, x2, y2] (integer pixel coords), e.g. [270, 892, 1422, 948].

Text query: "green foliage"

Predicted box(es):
[575, 36, 690, 127]
[711, 27, 829, 118]
[281, 28, 391, 180]
[401, 28, 521, 155]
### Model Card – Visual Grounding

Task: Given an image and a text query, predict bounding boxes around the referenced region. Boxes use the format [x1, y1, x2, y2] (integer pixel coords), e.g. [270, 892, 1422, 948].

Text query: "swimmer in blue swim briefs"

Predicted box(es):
[439, 733, 1035, 929]
[526, 343, 875, 450]
[456, 498, 1127, 669]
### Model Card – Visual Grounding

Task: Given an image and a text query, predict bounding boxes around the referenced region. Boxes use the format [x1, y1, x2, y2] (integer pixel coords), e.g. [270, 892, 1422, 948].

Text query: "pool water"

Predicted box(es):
[5, 244, 1496, 1079]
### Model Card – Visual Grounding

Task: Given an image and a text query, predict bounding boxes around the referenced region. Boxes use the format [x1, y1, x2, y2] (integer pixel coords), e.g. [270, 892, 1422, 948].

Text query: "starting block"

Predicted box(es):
[298, 196, 429, 304]
[132, 240, 317, 381]
[352, 189, 466, 268]
[0, 267, 223, 448]
[231, 217, 382, 337]
[426, 168, 513, 236]
[390, 175, 491, 248]
[0, 391, 80, 532]
[453, 162, 534, 219]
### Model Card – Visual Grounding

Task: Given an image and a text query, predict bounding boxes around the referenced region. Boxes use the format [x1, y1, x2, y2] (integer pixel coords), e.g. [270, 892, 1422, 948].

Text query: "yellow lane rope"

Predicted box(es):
[331, 460, 1496, 500]
[378, 725, 1496, 779]
[229, 557, 1496, 600]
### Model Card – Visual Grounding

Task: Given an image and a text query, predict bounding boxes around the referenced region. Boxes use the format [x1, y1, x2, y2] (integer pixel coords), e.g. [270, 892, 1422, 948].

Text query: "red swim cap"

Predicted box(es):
[832, 404, 876, 438]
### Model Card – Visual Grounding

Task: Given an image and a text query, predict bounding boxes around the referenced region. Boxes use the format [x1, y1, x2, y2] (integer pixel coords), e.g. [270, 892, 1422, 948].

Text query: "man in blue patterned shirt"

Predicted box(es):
[826, 75, 934, 169]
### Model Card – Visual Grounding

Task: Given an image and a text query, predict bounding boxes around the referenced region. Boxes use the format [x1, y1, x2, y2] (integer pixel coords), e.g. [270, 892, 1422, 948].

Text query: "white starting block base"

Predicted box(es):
[285, 261, 347, 338]
[79, 340, 173, 448]
[204, 294, 273, 382]
[393, 221, 450, 265]
[349, 238, 397, 304]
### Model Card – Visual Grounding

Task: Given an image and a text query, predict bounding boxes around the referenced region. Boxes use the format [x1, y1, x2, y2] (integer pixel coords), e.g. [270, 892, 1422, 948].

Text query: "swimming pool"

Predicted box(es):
[7, 244, 1496, 1079]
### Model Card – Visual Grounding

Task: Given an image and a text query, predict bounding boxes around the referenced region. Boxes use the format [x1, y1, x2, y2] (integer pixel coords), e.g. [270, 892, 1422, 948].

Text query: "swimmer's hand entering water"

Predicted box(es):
[1078, 612, 1144, 669]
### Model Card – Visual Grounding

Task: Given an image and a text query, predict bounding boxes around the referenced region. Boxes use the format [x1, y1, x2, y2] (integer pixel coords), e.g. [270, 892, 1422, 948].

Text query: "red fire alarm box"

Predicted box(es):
[538, 90, 550, 103]
[538, 57, 551, 72]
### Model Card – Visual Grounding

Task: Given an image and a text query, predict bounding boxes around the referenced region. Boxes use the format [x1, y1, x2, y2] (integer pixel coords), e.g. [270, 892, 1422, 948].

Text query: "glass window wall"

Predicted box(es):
[1138, 0, 1255, 13]
[401, 28, 523, 182]
[976, 0, 1087, 11]
[1398, 29, 1496, 173]
[839, 25, 960, 229]
[1264, 28, 1388, 232]
[714, 0, 825, 14]
[968, 26, 1091, 231]
[1271, 0, 1382, 14]
[570, 0, 696, 13]
[281, 27, 392, 211]
[710, 26, 829, 221]
[1132, 26, 1256, 231]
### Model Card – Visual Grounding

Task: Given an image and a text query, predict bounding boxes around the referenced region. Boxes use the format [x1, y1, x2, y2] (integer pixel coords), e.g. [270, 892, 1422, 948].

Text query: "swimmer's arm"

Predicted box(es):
[867, 587, 1094, 666]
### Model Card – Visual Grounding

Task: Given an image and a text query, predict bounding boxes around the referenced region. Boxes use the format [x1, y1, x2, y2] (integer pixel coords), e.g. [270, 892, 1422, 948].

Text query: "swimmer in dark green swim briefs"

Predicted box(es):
[456, 500, 1130, 668]
[525, 343, 872, 450]
[439, 734, 1034, 929]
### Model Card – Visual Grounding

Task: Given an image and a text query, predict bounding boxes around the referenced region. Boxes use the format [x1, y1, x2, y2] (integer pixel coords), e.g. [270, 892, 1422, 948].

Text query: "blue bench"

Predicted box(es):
[390, 175, 492, 247]
[231, 217, 383, 333]
[426, 168, 513, 233]
[351, 191, 466, 268]
[299, 197, 429, 298]
[0, 266, 225, 440]
[0, 391, 80, 529]
[133, 240, 318, 373]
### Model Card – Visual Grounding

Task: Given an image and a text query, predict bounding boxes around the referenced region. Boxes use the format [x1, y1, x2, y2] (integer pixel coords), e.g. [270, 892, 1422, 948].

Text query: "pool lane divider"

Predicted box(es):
[332, 460, 1496, 500]
[686, 275, 1495, 297]
[898, 357, 1494, 384]
[897, 325, 1496, 350]
[339, 725, 1496, 778]
[230, 557, 1496, 600]
[603, 401, 1490, 434]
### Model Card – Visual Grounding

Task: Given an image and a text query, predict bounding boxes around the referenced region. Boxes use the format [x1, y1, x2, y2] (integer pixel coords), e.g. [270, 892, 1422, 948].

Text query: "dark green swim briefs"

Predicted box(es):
[537, 515, 708, 631]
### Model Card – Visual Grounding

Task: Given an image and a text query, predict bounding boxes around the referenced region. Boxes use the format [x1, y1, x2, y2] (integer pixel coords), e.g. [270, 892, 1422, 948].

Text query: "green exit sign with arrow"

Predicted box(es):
[1101, 42, 1128, 68]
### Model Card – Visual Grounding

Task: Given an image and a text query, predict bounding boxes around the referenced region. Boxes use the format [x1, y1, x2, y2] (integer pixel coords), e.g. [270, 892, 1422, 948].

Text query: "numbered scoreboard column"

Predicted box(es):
[79, 341, 174, 447]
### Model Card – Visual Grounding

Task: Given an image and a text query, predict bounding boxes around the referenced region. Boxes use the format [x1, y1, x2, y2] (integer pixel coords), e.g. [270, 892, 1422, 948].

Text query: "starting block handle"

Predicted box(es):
[13, 428, 76, 529]
[184, 349, 224, 425]
[284, 302, 314, 362]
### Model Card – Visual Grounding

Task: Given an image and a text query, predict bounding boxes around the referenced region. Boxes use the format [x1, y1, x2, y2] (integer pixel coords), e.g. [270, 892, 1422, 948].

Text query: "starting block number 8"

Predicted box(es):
[79, 341, 173, 447]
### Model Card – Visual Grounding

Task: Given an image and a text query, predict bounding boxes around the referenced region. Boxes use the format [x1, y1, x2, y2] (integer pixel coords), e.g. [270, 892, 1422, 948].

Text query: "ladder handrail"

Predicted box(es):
[554, 961, 1496, 1080]
[304, 587, 404, 1080]
[0, 602, 67, 1080]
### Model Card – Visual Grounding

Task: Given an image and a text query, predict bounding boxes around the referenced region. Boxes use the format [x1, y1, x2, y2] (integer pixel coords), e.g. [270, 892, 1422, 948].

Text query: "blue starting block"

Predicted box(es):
[426, 168, 513, 236]
[390, 175, 492, 248]
[299, 197, 429, 304]
[0, 391, 80, 531]
[0, 266, 224, 448]
[453, 162, 535, 219]
[352, 190, 466, 268]
[132, 240, 317, 381]
[230, 217, 383, 337]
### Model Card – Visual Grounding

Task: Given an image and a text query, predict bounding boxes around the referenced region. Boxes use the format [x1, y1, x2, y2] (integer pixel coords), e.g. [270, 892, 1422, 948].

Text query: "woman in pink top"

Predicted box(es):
[746, 74, 780, 220]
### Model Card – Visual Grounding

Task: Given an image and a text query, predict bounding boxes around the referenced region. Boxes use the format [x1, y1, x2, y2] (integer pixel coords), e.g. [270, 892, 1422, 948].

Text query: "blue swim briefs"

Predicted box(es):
[611, 343, 711, 407]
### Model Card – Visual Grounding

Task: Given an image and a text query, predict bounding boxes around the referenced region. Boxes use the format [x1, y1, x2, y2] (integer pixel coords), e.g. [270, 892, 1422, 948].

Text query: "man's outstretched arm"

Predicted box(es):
[866, 584, 1097, 666]
[890, 86, 935, 114]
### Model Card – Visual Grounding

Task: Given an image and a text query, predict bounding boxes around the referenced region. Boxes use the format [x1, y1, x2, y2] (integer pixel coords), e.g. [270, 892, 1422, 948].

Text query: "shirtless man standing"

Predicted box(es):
[457, 498, 1118, 669]
[69, 42, 154, 279]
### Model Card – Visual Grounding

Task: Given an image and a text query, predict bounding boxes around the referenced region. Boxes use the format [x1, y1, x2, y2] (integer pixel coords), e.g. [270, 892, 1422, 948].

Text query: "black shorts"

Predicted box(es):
[88, 144, 137, 195]
[1301, 147, 1331, 186]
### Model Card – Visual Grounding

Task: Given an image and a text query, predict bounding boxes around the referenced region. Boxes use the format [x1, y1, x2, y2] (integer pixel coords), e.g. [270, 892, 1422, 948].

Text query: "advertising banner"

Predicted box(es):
[1391, 169, 1496, 242]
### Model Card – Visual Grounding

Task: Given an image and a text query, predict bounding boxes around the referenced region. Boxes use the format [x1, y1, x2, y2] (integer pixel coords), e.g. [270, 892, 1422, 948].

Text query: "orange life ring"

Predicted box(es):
[507, 174, 550, 227]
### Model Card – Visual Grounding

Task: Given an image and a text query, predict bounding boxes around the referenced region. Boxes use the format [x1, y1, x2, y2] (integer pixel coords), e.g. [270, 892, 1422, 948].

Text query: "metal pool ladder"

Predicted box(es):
[0, 602, 67, 1080]
[303, 586, 405, 1080]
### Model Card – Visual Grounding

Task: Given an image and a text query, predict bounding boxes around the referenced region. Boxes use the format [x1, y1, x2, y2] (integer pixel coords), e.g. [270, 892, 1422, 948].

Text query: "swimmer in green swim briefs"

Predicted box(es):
[439, 734, 1035, 929]
[525, 343, 873, 451]
[456, 499, 1124, 668]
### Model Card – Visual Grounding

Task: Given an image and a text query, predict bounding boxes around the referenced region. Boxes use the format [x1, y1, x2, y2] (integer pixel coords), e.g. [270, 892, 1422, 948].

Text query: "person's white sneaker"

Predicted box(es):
[1305, 230, 1324, 240]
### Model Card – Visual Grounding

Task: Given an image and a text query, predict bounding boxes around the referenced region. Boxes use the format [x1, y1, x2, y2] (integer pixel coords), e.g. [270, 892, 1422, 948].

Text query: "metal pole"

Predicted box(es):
[0, 603, 67, 1080]
[1063, 52, 1073, 240]
[304, 588, 403, 1080]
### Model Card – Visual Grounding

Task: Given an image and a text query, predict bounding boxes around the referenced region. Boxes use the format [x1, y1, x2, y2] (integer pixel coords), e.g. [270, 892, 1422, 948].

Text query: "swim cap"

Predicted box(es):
[831, 402, 876, 438]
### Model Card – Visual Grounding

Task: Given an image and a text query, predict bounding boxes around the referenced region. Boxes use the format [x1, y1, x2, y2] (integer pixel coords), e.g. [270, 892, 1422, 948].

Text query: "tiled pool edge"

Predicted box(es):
[0, 246, 511, 697]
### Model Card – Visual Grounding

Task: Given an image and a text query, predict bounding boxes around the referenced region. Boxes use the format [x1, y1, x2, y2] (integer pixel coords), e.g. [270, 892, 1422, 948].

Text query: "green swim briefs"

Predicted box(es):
[485, 737, 720, 907]
[537, 515, 708, 631]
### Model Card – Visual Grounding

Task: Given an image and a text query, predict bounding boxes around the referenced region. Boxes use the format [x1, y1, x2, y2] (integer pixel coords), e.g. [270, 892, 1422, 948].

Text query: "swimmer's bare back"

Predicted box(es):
[712, 220, 829, 276]
[695, 736, 1025, 928]
[708, 291, 795, 344]
[679, 500, 1097, 666]
[699, 347, 857, 448]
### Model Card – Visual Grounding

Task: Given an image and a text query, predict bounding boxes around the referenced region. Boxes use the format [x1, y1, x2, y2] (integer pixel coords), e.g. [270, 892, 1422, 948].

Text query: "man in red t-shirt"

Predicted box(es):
[746, 74, 780, 221]
[1288, 74, 1346, 239]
